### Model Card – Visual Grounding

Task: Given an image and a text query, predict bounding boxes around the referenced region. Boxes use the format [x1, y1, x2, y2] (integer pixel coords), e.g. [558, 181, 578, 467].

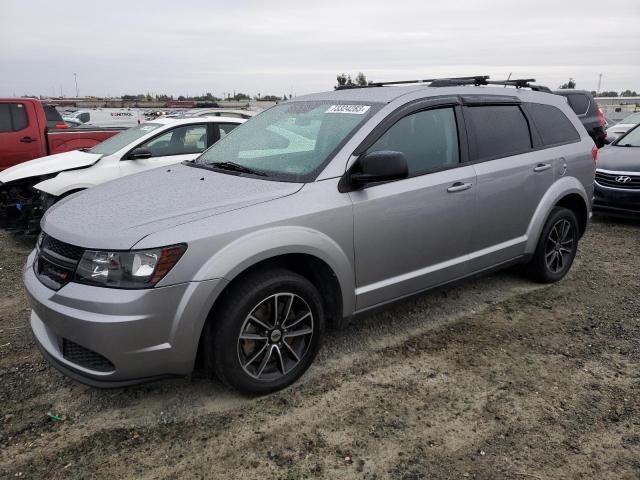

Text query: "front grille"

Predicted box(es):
[35, 234, 84, 290]
[595, 171, 640, 190]
[62, 338, 115, 372]
[41, 235, 84, 261]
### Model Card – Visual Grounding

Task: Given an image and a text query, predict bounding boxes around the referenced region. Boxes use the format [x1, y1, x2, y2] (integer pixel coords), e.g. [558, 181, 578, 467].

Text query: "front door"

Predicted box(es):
[350, 106, 477, 311]
[119, 123, 210, 177]
[0, 101, 43, 170]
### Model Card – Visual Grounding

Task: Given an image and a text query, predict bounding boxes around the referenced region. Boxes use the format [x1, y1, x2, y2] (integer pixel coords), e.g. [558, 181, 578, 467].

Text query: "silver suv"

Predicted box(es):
[24, 78, 596, 394]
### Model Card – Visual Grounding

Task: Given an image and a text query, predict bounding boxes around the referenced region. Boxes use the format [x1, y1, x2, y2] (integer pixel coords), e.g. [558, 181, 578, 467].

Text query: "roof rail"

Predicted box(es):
[335, 75, 552, 93]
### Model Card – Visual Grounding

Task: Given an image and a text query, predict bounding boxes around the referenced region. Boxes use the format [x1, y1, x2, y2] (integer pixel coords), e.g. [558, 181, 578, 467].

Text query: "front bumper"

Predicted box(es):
[23, 250, 226, 387]
[594, 182, 640, 216]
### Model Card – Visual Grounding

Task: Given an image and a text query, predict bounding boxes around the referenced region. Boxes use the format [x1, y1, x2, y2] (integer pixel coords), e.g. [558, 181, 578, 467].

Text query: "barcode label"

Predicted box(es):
[326, 105, 371, 114]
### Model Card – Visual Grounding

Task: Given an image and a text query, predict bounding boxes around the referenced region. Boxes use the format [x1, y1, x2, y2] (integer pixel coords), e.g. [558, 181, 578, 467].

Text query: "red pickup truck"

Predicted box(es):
[0, 98, 123, 170]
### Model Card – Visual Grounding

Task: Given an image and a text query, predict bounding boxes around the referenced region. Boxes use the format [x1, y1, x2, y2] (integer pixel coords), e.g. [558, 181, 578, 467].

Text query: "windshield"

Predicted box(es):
[89, 123, 162, 155]
[616, 124, 640, 146]
[620, 112, 640, 125]
[194, 101, 381, 182]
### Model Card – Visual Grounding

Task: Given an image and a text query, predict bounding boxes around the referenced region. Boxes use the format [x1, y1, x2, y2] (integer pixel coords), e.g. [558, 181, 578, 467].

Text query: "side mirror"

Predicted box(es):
[347, 150, 408, 189]
[128, 148, 152, 160]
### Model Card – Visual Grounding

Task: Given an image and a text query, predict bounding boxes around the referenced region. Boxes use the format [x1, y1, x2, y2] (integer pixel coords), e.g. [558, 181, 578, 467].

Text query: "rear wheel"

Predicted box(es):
[205, 268, 324, 394]
[526, 206, 579, 283]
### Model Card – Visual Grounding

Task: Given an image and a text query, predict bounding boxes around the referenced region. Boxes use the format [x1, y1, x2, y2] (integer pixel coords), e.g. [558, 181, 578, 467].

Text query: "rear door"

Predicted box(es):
[464, 102, 555, 271]
[119, 123, 210, 177]
[0, 101, 43, 169]
[351, 104, 477, 310]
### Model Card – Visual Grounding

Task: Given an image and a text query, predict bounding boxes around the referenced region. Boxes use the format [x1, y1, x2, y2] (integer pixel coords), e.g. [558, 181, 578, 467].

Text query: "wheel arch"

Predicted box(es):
[525, 177, 590, 255]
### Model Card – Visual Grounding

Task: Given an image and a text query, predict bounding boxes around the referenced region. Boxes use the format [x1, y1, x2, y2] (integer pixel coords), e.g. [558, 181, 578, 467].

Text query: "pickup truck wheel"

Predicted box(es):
[526, 206, 579, 283]
[206, 268, 325, 395]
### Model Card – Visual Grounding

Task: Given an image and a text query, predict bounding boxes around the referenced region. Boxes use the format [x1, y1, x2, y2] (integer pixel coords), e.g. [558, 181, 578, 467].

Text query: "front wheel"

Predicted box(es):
[525, 206, 579, 283]
[205, 268, 325, 395]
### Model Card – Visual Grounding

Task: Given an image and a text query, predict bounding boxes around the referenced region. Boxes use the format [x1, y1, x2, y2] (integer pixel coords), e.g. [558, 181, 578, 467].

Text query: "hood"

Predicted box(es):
[0, 150, 101, 184]
[41, 163, 303, 249]
[597, 145, 640, 172]
[607, 124, 634, 134]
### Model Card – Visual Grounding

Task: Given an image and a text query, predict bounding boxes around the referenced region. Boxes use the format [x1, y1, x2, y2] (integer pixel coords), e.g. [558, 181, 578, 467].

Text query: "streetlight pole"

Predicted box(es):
[74, 73, 79, 98]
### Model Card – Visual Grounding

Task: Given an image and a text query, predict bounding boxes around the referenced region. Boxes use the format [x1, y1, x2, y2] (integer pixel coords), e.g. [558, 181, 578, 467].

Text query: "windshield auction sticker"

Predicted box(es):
[326, 105, 371, 114]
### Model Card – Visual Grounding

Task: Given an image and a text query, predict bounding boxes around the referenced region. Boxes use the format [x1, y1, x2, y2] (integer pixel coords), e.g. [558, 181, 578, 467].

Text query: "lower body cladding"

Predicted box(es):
[23, 251, 225, 387]
[594, 182, 640, 216]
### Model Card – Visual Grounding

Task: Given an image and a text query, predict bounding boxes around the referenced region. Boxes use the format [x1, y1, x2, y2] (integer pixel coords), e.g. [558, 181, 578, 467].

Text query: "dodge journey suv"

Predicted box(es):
[24, 77, 596, 394]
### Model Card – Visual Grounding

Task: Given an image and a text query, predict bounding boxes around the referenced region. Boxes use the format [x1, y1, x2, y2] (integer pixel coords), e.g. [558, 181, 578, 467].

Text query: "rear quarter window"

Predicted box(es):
[466, 105, 532, 160]
[528, 103, 580, 146]
[566, 94, 590, 116]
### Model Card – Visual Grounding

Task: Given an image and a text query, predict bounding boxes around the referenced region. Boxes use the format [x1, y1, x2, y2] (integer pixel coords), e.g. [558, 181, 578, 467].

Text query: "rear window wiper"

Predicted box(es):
[209, 161, 268, 177]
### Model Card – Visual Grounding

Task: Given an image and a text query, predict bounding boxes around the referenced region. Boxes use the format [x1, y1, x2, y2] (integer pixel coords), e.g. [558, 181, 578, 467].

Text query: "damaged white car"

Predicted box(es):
[0, 116, 244, 232]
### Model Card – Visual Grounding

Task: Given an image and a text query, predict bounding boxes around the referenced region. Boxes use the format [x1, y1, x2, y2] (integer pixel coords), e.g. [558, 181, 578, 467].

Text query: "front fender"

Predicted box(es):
[194, 226, 356, 317]
[524, 176, 590, 255]
[33, 171, 96, 197]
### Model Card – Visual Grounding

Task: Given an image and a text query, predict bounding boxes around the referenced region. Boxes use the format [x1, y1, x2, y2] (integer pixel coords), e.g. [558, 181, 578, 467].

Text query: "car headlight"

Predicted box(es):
[75, 244, 186, 289]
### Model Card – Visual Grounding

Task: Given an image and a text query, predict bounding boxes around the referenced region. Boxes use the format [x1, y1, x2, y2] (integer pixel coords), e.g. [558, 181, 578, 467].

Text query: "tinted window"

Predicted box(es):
[0, 104, 11, 132]
[0, 103, 28, 132]
[567, 94, 590, 116]
[218, 123, 238, 138]
[142, 124, 208, 156]
[467, 105, 531, 160]
[528, 103, 580, 146]
[368, 107, 459, 174]
[10, 104, 28, 131]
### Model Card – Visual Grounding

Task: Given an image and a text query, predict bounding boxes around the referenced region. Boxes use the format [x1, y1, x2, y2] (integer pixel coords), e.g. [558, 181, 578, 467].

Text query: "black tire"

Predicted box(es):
[204, 268, 325, 395]
[526, 206, 579, 283]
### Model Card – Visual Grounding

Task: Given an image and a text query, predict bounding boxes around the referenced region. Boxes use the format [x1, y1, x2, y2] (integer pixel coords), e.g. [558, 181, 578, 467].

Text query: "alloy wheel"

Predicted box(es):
[544, 219, 574, 274]
[237, 293, 314, 381]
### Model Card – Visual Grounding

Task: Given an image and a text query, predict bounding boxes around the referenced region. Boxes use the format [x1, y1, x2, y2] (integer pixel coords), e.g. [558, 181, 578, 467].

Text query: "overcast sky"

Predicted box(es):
[1, 0, 639, 98]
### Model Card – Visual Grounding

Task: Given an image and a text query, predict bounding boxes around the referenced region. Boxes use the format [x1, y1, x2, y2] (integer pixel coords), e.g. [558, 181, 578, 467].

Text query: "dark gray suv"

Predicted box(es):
[24, 77, 596, 394]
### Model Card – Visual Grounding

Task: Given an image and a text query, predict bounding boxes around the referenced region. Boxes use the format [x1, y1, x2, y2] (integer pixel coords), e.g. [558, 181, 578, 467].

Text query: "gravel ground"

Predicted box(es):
[0, 217, 639, 479]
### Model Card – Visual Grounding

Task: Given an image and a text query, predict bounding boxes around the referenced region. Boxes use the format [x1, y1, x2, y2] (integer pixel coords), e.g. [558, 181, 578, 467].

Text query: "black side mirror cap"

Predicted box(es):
[128, 148, 152, 160]
[342, 150, 409, 191]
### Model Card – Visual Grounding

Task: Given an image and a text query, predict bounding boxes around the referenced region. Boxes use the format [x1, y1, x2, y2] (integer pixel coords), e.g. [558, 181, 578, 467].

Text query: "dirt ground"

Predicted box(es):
[0, 217, 639, 480]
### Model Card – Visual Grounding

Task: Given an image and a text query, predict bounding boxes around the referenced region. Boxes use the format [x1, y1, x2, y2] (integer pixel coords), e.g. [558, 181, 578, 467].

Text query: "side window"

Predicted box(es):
[10, 104, 28, 131]
[368, 107, 460, 174]
[0, 103, 28, 132]
[467, 105, 532, 160]
[567, 94, 589, 116]
[141, 125, 208, 157]
[218, 123, 239, 139]
[528, 103, 580, 146]
[0, 104, 13, 132]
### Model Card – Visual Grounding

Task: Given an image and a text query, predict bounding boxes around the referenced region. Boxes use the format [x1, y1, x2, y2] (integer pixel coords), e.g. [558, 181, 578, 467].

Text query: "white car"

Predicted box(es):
[0, 116, 244, 231]
[606, 112, 640, 140]
[166, 108, 259, 119]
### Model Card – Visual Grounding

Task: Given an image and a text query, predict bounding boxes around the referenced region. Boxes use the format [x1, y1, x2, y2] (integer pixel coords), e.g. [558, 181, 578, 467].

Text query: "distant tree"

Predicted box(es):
[336, 73, 348, 88]
[232, 92, 250, 101]
[355, 72, 368, 86]
[177, 95, 186, 101]
[620, 90, 638, 97]
[559, 78, 576, 89]
[598, 91, 618, 97]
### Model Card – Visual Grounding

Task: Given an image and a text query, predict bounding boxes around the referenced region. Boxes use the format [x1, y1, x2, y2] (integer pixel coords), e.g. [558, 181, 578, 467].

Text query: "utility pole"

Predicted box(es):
[74, 73, 79, 98]
[597, 73, 603, 94]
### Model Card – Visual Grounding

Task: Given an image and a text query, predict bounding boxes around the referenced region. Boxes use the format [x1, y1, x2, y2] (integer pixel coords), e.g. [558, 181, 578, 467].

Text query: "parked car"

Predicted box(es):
[0, 116, 244, 231]
[24, 79, 595, 394]
[0, 98, 124, 170]
[63, 108, 146, 128]
[554, 90, 607, 148]
[594, 123, 640, 216]
[606, 112, 640, 141]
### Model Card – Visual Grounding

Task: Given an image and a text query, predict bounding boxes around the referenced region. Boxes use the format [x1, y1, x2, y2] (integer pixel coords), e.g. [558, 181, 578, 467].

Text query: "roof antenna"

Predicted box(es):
[504, 72, 512, 88]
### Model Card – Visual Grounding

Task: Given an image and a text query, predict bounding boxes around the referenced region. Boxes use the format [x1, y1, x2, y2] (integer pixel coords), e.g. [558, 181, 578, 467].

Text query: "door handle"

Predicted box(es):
[447, 182, 473, 193]
[20, 136, 36, 143]
[533, 163, 552, 172]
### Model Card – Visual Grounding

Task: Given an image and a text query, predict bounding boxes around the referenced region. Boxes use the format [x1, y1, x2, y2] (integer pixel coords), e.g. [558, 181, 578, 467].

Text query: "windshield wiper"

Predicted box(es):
[209, 161, 268, 177]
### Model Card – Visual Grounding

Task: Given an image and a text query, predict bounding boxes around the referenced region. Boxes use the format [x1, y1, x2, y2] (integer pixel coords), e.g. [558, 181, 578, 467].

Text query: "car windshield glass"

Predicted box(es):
[88, 123, 162, 155]
[617, 125, 640, 146]
[620, 112, 640, 124]
[194, 101, 381, 182]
